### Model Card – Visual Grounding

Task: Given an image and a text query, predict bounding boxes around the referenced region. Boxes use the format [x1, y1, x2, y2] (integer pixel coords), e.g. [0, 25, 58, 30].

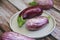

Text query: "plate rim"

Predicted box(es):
[9, 11, 56, 38]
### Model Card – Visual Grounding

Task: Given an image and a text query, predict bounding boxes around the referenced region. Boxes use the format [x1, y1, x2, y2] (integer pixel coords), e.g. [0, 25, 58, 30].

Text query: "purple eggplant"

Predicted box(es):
[1, 32, 35, 40]
[35, 0, 53, 10]
[19, 6, 43, 19]
[26, 16, 49, 31]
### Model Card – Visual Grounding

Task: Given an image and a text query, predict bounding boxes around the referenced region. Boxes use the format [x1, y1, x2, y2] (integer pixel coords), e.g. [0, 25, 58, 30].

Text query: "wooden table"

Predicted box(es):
[0, 0, 60, 40]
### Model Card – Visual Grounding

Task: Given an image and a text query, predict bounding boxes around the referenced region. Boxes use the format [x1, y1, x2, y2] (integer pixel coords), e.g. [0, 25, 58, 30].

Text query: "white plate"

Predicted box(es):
[10, 10, 56, 38]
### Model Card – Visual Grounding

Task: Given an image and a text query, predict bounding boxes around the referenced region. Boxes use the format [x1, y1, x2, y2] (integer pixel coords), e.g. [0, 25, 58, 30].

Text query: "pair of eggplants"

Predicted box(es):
[17, 6, 50, 31]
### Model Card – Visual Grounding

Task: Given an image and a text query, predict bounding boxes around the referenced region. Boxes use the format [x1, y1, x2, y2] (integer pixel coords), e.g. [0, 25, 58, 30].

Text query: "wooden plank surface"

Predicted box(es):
[53, 0, 60, 11]
[0, 0, 19, 32]
[0, 0, 59, 40]
[8, 0, 60, 40]
[8, 0, 28, 10]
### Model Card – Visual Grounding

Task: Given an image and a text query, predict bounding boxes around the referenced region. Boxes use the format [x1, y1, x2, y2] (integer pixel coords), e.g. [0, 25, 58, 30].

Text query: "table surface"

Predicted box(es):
[0, 0, 60, 40]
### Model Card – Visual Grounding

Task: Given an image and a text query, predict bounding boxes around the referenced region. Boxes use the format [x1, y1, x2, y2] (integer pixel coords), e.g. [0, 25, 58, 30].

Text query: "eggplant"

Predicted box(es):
[1, 32, 35, 40]
[26, 16, 49, 31]
[35, 0, 53, 10]
[0, 36, 2, 40]
[19, 6, 43, 19]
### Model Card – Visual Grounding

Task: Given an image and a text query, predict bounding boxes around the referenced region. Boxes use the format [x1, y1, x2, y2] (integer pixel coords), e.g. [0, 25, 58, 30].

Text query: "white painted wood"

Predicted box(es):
[54, 5, 60, 11]
[0, 7, 10, 23]
[53, 0, 60, 11]
[8, 0, 28, 10]
[4, 0, 60, 39]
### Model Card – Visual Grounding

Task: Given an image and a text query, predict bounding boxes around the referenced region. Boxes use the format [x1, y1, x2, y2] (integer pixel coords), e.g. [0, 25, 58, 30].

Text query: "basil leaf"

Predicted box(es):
[17, 16, 26, 27]
[29, 1, 37, 6]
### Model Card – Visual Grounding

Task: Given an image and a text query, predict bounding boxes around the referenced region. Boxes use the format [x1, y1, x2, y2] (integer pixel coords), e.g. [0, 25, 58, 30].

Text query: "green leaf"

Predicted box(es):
[47, 16, 51, 20]
[17, 16, 26, 27]
[29, 1, 38, 6]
